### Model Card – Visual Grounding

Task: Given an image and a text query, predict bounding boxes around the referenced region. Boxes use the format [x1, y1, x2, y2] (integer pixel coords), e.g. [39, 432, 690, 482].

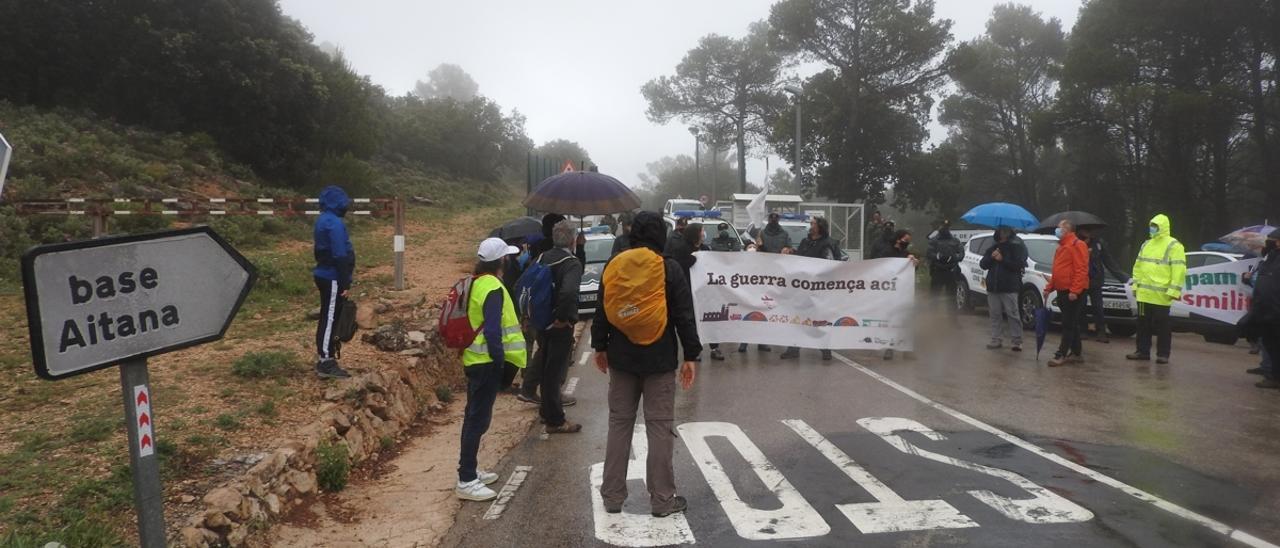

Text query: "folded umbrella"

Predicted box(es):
[1036, 211, 1107, 234]
[961, 202, 1038, 231]
[523, 170, 641, 216]
[1035, 306, 1052, 362]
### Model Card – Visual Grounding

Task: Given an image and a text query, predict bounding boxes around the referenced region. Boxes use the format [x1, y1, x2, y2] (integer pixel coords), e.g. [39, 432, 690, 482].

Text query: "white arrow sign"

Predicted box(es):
[0, 131, 11, 202]
[22, 227, 256, 380]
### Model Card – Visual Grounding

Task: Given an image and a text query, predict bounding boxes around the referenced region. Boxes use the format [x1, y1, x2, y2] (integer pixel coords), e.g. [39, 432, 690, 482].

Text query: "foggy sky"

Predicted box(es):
[278, 0, 1082, 191]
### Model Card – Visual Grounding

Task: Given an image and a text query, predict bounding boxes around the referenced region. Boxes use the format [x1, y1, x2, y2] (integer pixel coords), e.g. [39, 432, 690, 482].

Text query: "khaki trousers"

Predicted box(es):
[600, 368, 677, 512]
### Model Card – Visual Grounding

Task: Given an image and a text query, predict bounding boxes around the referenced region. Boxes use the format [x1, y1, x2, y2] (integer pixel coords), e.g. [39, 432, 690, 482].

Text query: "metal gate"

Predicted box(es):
[800, 202, 865, 260]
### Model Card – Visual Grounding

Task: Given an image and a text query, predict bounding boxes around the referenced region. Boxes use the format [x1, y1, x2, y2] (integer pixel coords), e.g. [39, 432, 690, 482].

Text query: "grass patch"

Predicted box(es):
[435, 385, 453, 403]
[68, 415, 117, 444]
[231, 350, 296, 379]
[254, 399, 278, 418]
[379, 435, 394, 451]
[214, 413, 242, 431]
[315, 440, 351, 493]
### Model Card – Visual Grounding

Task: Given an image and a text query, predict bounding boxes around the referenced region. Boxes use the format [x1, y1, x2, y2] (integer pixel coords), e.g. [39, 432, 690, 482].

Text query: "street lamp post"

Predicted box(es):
[690, 127, 701, 199]
[784, 85, 803, 195]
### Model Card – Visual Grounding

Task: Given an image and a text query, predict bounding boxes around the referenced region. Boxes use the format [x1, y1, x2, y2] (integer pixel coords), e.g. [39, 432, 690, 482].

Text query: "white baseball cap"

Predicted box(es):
[477, 237, 520, 262]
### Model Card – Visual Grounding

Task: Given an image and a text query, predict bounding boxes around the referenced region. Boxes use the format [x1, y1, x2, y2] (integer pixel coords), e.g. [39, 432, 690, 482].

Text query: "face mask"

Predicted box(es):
[1149, 226, 1159, 236]
[1267, 240, 1278, 252]
[1054, 227, 1065, 238]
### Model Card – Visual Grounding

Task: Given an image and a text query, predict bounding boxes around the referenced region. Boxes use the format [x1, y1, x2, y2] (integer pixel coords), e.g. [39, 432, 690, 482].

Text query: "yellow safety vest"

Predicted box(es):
[461, 275, 527, 368]
[1132, 235, 1186, 306]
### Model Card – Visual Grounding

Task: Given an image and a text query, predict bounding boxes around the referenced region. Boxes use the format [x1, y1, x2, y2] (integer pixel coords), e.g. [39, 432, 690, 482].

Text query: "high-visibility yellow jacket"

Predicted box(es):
[461, 275, 527, 368]
[1132, 214, 1187, 306]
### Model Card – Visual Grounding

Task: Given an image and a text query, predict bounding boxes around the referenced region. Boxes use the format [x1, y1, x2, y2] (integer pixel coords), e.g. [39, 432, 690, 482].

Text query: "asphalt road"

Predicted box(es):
[439, 313, 1280, 548]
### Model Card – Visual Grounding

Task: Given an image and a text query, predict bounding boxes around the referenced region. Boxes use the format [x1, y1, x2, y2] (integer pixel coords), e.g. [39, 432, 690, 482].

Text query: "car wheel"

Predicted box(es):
[1107, 324, 1136, 338]
[1019, 287, 1042, 330]
[1204, 333, 1239, 346]
[955, 279, 973, 313]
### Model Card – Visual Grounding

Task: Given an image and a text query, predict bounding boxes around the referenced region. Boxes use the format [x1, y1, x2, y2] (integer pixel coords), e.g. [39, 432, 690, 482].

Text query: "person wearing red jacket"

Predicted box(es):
[1043, 220, 1090, 367]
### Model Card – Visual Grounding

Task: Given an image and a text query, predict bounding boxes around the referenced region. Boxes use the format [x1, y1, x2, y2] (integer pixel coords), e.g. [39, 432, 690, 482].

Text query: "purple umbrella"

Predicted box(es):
[523, 170, 641, 216]
[1219, 225, 1278, 255]
[1035, 306, 1052, 362]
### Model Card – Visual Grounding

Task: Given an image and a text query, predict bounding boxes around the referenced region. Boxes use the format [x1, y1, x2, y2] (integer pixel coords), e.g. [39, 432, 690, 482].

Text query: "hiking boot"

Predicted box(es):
[986, 341, 1003, 350]
[477, 470, 499, 485]
[1048, 355, 1066, 367]
[1068, 354, 1084, 364]
[711, 349, 725, 361]
[759, 345, 772, 352]
[1010, 344, 1022, 352]
[883, 349, 894, 361]
[605, 504, 623, 514]
[546, 421, 582, 434]
[821, 350, 833, 361]
[1256, 379, 1280, 389]
[652, 496, 688, 518]
[1096, 335, 1111, 344]
[1126, 353, 1151, 361]
[737, 343, 748, 353]
[561, 395, 577, 407]
[1155, 356, 1169, 365]
[455, 479, 497, 501]
[516, 393, 541, 405]
[779, 349, 800, 360]
[316, 359, 351, 379]
[1247, 367, 1266, 375]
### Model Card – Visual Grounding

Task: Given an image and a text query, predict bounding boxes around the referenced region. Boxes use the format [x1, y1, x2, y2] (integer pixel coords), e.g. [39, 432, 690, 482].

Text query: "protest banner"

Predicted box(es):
[1170, 258, 1260, 325]
[691, 252, 915, 350]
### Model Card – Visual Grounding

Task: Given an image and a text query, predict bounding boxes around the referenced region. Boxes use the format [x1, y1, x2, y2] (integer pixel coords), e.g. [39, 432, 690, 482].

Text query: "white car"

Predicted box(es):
[955, 232, 1137, 335]
[577, 231, 615, 316]
[663, 210, 747, 251]
[663, 198, 703, 217]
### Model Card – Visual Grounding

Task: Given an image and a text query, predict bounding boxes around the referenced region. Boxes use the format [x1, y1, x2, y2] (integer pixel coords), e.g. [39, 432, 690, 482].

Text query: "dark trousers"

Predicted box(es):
[520, 326, 544, 397]
[930, 267, 958, 315]
[1081, 286, 1107, 335]
[314, 277, 345, 361]
[1135, 302, 1173, 358]
[1056, 291, 1084, 357]
[458, 362, 502, 483]
[535, 325, 575, 427]
[1262, 330, 1280, 381]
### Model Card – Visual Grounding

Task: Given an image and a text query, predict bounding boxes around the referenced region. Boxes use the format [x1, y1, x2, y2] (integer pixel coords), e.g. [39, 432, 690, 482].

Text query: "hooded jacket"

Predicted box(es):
[759, 221, 792, 254]
[927, 229, 964, 272]
[979, 234, 1027, 294]
[1250, 242, 1280, 323]
[797, 217, 838, 260]
[313, 186, 355, 289]
[1132, 214, 1187, 306]
[592, 211, 701, 375]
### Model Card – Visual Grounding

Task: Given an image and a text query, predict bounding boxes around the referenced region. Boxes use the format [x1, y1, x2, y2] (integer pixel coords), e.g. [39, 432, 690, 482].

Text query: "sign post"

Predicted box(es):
[0, 131, 12, 202]
[22, 227, 256, 547]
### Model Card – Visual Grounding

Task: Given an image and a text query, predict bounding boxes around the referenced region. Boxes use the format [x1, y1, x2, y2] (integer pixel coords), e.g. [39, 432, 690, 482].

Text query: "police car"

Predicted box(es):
[663, 210, 747, 250]
[956, 232, 1137, 335]
[577, 227, 615, 317]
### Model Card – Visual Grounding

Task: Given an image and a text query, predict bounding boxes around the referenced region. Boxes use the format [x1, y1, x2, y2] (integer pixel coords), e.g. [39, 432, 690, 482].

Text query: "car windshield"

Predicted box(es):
[782, 225, 810, 246]
[583, 238, 613, 264]
[1024, 239, 1058, 266]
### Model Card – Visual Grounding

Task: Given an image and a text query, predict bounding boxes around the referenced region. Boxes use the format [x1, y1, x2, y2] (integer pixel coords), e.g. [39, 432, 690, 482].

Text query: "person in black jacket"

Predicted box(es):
[781, 217, 841, 361]
[979, 227, 1028, 351]
[610, 212, 634, 257]
[520, 220, 585, 432]
[1077, 227, 1121, 343]
[593, 211, 700, 518]
[927, 221, 964, 317]
[1248, 229, 1280, 389]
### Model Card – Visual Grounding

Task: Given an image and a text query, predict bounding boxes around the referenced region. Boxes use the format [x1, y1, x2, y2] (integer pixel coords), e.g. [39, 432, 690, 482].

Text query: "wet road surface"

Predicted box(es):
[439, 314, 1280, 547]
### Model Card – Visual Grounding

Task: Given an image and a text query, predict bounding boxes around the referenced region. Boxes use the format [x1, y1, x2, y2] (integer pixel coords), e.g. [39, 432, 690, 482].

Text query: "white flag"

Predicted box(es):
[745, 180, 769, 232]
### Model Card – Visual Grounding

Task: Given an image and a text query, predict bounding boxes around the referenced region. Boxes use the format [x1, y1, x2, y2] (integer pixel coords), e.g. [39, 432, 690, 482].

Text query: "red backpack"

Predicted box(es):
[439, 276, 482, 349]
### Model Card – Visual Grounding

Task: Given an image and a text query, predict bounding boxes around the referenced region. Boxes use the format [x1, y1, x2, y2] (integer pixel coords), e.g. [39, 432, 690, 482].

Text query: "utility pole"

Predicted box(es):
[690, 127, 701, 199]
[785, 85, 804, 197]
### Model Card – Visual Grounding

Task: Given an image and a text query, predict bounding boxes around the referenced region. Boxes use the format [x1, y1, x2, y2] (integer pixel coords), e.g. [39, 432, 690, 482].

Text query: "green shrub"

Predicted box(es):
[254, 400, 278, 418]
[315, 440, 350, 493]
[214, 414, 242, 431]
[435, 385, 453, 403]
[231, 351, 296, 379]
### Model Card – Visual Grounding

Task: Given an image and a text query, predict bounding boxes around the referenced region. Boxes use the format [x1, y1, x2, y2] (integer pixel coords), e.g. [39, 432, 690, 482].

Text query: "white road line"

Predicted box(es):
[578, 352, 591, 366]
[563, 377, 579, 396]
[590, 425, 696, 546]
[832, 352, 1279, 548]
[483, 465, 532, 520]
[783, 419, 978, 534]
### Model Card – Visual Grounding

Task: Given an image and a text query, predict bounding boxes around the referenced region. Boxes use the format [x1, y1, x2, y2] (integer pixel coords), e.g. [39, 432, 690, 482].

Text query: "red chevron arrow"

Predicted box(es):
[138, 413, 150, 428]
[140, 434, 152, 449]
[136, 391, 149, 406]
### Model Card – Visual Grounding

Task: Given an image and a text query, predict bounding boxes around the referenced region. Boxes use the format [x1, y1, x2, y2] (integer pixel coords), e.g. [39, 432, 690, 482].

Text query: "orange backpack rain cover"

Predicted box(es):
[603, 247, 668, 345]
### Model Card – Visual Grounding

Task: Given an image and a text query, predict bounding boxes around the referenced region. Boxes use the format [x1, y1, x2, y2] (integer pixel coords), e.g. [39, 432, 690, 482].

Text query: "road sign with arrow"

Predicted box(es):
[21, 226, 256, 547]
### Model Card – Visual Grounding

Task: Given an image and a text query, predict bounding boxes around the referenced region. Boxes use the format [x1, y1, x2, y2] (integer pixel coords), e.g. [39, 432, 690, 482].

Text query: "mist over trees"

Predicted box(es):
[642, 0, 1280, 246]
[414, 63, 481, 102]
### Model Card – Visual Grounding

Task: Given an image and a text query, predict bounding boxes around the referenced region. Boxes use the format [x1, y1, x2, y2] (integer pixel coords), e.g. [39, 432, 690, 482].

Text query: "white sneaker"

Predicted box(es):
[456, 479, 497, 501]
[477, 470, 499, 485]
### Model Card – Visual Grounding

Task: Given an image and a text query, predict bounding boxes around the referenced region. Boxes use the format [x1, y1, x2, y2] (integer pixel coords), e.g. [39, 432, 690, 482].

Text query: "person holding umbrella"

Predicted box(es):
[1044, 220, 1089, 367]
[1244, 229, 1280, 389]
[1127, 214, 1186, 365]
[980, 227, 1027, 351]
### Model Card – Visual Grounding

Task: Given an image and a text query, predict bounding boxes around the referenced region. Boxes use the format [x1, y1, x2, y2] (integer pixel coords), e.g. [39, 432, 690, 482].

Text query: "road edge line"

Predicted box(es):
[832, 352, 1277, 548]
[482, 465, 532, 521]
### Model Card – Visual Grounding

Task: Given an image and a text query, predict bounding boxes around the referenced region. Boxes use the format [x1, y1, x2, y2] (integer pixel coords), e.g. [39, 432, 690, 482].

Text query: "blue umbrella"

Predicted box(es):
[1035, 306, 1052, 362]
[523, 170, 641, 216]
[961, 202, 1039, 231]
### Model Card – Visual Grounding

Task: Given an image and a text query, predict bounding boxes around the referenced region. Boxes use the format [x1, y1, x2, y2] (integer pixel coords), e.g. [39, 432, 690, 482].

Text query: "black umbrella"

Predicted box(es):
[523, 170, 641, 216]
[489, 216, 543, 241]
[1035, 211, 1107, 234]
